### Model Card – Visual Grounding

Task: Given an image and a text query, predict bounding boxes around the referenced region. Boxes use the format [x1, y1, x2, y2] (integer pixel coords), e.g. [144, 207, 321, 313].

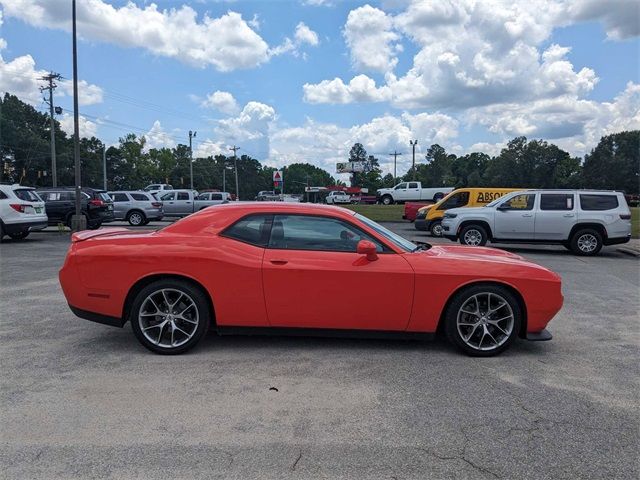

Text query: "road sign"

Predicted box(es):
[273, 170, 283, 181]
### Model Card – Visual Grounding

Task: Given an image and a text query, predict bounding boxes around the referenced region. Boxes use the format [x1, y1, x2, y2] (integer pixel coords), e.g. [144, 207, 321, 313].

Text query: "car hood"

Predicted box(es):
[445, 206, 487, 216]
[427, 244, 524, 261]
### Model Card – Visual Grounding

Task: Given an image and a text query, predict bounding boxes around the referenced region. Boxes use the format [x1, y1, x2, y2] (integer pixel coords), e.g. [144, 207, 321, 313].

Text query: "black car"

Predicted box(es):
[36, 187, 115, 230]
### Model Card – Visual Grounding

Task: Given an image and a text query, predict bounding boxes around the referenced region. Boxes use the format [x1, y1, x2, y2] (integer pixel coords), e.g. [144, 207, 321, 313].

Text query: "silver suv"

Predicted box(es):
[108, 191, 164, 226]
[441, 190, 632, 256]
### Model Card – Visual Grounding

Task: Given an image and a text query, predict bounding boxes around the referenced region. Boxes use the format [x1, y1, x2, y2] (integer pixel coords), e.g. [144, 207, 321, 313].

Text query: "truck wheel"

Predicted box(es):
[381, 195, 393, 205]
[570, 229, 603, 256]
[433, 192, 445, 202]
[460, 225, 488, 247]
[430, 221, 444, 237]
[8, 231, 30, 240]
[127, 210, 146, 226]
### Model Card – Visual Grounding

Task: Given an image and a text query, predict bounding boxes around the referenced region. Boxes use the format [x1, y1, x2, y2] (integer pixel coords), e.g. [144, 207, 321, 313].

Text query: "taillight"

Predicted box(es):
[9, 204, 28, 213]
[152, 202, 162, 208]
[620, 214, 631, 220]
[89, 199, 105, 207]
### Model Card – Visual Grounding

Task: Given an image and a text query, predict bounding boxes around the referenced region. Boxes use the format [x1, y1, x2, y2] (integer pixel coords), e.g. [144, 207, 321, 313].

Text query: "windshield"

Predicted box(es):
[355, 213, 417, 252]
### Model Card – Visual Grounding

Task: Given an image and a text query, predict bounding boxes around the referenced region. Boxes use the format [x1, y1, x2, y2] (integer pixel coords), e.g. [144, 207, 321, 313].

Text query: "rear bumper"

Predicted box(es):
[604, 235, 631, 246]
[3, 220, 48, 233]
[69, 304, 126, 328]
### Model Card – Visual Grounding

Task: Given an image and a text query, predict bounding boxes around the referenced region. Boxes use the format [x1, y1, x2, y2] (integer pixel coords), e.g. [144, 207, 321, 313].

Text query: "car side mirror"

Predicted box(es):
[357, 240, 378, 261]
[497, 204, 509, 211]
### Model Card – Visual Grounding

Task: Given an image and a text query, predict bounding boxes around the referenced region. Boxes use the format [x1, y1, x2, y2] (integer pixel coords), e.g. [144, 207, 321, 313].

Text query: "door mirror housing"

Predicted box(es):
[496, 203, 509, 211]
[357, 240, 378, 261]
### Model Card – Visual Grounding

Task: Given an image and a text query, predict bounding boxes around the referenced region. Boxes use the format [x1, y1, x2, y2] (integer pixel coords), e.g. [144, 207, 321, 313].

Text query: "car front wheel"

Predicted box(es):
[459, 224, 488, 246]
[130, 280, 210, 354]
[381, 195, 393, 205]
[444, 285, 522, 356]
[430, 221, 443, 237]
[570, 229, 603, 256]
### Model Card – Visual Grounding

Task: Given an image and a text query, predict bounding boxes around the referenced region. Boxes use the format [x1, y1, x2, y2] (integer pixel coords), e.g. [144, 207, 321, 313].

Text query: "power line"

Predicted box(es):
[388, 150, 402, 182]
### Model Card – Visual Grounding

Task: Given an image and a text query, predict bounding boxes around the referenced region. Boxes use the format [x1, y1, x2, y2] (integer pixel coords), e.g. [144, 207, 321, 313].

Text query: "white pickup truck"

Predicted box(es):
[376, 182, 454, 205]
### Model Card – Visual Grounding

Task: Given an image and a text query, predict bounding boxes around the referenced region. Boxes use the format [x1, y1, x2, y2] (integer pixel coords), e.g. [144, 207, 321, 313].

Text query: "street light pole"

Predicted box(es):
[410, 140, 418, 180]
[229, 145, 240, 200]
[103, 144, 107, 190]
[71, 0, 85, 231]
[189, 131, 196, 191]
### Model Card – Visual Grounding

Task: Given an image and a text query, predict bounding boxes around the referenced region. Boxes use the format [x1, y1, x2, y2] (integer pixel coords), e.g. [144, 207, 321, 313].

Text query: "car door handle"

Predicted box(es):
[270, 259, 288, 265]
[522, 213, 533, 217]
[563, 213, 574, 217]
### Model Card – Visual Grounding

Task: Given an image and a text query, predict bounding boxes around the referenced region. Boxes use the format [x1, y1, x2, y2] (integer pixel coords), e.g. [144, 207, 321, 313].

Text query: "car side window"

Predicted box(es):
[196, 193, 208, 200]
[269, 214, 385, 253]
[111, 193, 129, 202]
[161, 192, 175, 201]
[61, 192, 75, 201]
[222, 214, 273, 247]
[177, 192, 190, 200]
[438, 191, 470, 210]
[540, 194, 574, 211]
[408, 182, 419, 189]
[395, 183, 407, 190]
[580, 194, 619, 211]
[0, 190, 7, 199]
[130, 193, 148, 201]
[500, 194, 535, 210]
[211, 193, 222, 200]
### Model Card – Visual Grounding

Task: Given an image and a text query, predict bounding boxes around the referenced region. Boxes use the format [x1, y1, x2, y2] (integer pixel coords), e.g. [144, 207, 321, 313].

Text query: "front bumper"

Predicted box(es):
[526, 329, 553, 341]
[69, 305, 126, 328]
[414, 218, 428, 231]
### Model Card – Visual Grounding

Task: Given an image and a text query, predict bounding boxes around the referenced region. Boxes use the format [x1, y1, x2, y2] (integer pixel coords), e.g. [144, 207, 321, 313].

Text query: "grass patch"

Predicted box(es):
[631, 207, 639, 238]
[341, 204, 405, 222]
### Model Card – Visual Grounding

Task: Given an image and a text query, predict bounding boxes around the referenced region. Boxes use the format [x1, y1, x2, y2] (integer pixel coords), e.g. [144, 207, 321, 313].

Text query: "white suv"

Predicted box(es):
[325, 191, 351, 204]
[441, 190, 631, 256]
[0, 184, 48, 241]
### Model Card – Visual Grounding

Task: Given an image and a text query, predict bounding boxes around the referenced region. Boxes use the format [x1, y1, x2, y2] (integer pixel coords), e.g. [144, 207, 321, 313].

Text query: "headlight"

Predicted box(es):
[444, 212, 457, 218]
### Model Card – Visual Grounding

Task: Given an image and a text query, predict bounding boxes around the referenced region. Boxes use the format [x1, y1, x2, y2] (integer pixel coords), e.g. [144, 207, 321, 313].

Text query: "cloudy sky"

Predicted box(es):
[1, 0, 639, 178]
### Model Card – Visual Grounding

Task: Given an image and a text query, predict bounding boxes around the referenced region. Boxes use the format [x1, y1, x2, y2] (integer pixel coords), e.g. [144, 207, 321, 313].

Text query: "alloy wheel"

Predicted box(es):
[129, 212, 144, 226]
[577, 233, 598, 253]
[138, 289, 199, 348]
[463, 229, 483, 246]
[431, 223, 444, 237]
[456, 292, 514, 351]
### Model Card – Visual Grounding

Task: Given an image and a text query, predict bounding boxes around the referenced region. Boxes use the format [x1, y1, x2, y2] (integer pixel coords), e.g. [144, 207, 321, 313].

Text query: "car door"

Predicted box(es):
[262, 214, 414, 331]
[493, 193, 537, 240]
[175, 191, 193, 215]
[406, 182, 421, 201]
[160, 192, 177, 215]
[393, 183, 409, 201]
[110, 193, 130, 219]
[535, 193, 576, 240]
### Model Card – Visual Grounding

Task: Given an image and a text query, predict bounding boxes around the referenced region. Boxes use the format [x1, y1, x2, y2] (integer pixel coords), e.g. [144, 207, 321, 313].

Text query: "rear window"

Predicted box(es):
[580, 194, 619, 211]
[96, 192, 112, 202]
[110, 193, 129, 202]
[540, 194, 574, 211]
[130, 193, 149, 201]
[13, 189, 40, 202]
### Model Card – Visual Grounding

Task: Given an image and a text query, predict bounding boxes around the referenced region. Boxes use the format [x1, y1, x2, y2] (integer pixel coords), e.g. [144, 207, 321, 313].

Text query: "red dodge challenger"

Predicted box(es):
[59, 202, 563, 356]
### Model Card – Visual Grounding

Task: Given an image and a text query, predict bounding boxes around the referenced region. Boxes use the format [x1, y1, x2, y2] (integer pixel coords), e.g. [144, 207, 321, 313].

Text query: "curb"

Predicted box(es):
[616, 247, 640, 258]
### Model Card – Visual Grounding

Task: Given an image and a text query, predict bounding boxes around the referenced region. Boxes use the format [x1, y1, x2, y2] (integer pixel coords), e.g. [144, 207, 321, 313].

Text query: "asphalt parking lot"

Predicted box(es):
[1, 223, 638, 479]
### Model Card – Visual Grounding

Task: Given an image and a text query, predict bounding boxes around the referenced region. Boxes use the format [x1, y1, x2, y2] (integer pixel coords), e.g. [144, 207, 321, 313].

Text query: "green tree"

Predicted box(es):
[348, 142, 367, 186]
[582, 131, 640, 194]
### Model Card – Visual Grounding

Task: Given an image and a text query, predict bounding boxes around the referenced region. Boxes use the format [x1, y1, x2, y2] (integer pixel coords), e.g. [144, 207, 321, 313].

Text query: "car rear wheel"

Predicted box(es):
[130, 280, 210, 354]
[0, 222, 4, 241]
[570, 229, 603, 256]
[460, 224, 488, 246]
[444, 285, 521, 357]
[8, 231, 29, 240]
[433, 192, 444, 201]
[430, 221, 443, 237]
[127, 210, 146, 226]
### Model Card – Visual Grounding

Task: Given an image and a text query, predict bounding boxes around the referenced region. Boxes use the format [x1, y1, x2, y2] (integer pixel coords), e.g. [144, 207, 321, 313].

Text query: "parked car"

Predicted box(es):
[255, 190, 278, 201]
[376, 182, 454, 205]
[144, 184, 173, 196]
[441, 190, 632, 255]
[325, 191, 351, 204]
[403, 201, 433, 222]
[60, 202, 563, 357]
[0, 184, 48, 241]
[415, 188, 522, 237]
[37, 187, 115, 230]
[108, 191, 164, 226]
[196, 191, 231, 203]
[159, 189, 226, 217]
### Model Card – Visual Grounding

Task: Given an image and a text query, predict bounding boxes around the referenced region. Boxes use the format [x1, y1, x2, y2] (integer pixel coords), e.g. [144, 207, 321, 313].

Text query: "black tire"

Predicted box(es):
[127, 210, 146, 226]
[87, 219, 101, 230]
[433, 192, 445, 202]
[570, 228, 603, 256]
[381, 195, 394, 205]
[0, 221, 5, 242]
[142, 219, 151, 225]
[459, 224, 488, 246]
[8, 231, 29, 240]
[130, 279, 210, 355]
[430, 220, 443, 237]
[444, 284, 522, 357]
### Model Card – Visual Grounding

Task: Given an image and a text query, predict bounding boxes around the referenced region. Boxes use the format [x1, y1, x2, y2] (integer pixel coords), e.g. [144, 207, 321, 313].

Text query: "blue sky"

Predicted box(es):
[1, 0, 638, 177]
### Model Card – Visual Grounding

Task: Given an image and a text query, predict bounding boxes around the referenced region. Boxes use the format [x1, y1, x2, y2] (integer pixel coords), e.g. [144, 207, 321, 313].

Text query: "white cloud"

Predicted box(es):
[194, 139, 226, 158]
[215, 101, 277, 158]
[143, 120, 176, 150]
[302, 0, 333, 6]
[295, 22, 319, 46]
[568, 0, 640, 40]
[59, 113, 98, 138]
[344, 4, 400, 72]
[2, 0, 270, 71]
[303, 75, 391, 104]
[201, 90, 240, 115]
[60, 79, 103, 106]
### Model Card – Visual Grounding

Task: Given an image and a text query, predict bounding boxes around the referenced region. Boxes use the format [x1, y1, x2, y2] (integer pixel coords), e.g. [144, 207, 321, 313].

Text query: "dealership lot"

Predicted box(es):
[1, 228, 638, 479]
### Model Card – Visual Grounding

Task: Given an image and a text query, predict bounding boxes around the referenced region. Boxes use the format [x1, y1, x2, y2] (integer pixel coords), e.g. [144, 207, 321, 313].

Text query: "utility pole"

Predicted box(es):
[71, 0, 85, 231]
[409, 139, 418, 180]
[189, 130, 197, 191]
[40, 72, 62, 187]
[102, 144, 107, 190]
[388, 150, 402, 184]
[222, 157, 226, 193]
[229, 145, 240, 200]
